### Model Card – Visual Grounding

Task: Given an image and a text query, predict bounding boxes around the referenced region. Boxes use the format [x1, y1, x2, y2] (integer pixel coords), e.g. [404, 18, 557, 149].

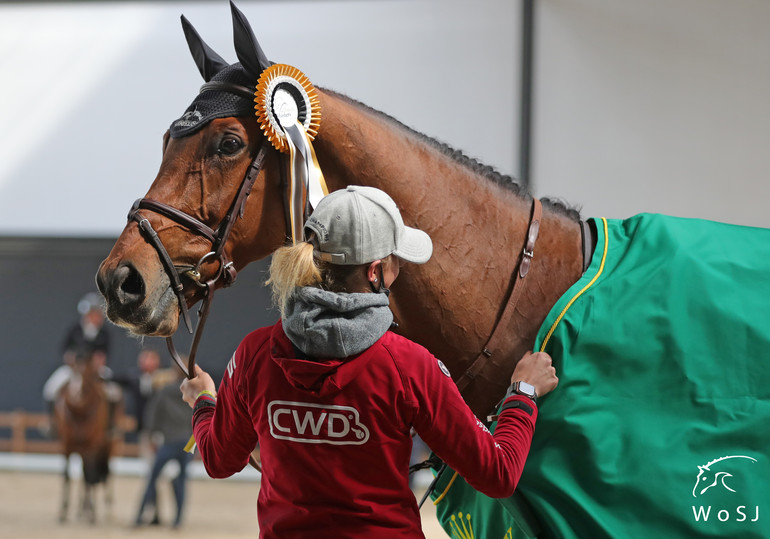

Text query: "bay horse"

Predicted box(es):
[94, 3, 770, 537]
[95, 2, 584, 420]
[53, 349, 113, 523]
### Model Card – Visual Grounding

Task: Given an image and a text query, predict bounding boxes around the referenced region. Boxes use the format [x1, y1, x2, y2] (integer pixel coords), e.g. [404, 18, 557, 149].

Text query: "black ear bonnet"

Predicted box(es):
[170, 63, 255, 138]
[169, 2, 272, 139]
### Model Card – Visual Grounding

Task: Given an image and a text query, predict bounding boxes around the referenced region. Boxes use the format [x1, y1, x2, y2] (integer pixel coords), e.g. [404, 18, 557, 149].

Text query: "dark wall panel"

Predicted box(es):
[0, 237, 277, 413]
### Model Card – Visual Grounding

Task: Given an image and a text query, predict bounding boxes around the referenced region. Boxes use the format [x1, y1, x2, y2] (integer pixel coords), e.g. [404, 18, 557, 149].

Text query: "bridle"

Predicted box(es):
[127, 83, 274, 379]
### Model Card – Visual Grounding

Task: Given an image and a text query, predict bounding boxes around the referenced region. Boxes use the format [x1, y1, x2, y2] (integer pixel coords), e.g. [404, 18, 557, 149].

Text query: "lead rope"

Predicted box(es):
[131, 144, 269, 473]
[176, 150, 267, 473]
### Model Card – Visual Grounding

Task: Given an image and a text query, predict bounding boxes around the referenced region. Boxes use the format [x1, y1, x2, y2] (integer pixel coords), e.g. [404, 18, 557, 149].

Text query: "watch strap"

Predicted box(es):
[506, 381, 537, 402]
[486, 396, 536, 422]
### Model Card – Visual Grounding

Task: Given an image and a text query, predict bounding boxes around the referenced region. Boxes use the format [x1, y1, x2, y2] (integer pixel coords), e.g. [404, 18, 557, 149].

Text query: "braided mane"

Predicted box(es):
[323, 89, 581, 221]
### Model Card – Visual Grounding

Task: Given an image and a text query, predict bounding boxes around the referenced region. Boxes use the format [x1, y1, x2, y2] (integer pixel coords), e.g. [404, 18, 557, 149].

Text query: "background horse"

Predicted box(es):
[96, 4, 770, 538]
[53, 350, 114, 523]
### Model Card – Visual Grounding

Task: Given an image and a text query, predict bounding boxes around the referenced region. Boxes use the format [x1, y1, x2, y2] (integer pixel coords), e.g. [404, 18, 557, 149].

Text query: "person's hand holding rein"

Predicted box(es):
[180, 365, 217, 407]
[511, 351, 558, 398]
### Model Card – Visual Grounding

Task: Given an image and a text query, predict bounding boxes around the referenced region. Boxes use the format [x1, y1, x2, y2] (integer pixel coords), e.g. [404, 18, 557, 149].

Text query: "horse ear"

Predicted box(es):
[230, 1, 271, 79]
[181, 15, 229, 82]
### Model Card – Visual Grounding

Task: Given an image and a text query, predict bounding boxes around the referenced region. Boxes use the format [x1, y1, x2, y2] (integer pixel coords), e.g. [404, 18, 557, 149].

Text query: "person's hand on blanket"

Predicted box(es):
[511, 351, 558, 398]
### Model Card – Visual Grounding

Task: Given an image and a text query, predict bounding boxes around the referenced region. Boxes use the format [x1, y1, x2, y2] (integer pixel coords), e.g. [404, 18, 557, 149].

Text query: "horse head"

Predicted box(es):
[96, 2, 287, 336]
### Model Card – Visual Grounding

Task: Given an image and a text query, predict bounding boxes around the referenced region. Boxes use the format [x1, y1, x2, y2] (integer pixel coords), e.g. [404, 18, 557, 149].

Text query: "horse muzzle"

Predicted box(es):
[96, 260, 180, 337]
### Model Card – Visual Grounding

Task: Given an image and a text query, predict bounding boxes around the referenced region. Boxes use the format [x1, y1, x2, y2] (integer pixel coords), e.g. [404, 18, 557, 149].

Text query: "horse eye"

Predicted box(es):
[218, 136, 243, 155]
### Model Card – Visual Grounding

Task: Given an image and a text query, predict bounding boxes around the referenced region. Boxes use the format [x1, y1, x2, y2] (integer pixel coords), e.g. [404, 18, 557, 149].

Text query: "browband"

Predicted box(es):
[199, 81, 255, 100]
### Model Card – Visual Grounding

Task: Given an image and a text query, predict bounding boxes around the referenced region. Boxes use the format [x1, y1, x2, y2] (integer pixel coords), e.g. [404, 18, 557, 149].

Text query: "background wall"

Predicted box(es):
[533, 0, 770, 227]
[0, 237, 273, 413]
[0, 0, 768, 411]
[0, 0, 520, 236]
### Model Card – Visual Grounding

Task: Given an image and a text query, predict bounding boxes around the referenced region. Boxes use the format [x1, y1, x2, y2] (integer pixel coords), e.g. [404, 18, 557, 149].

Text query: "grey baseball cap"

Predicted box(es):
[304, 186, 433, 265]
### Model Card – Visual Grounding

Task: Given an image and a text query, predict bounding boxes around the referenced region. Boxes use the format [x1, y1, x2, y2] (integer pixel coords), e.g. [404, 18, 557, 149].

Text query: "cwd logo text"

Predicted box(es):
[268, 400, 370, 445]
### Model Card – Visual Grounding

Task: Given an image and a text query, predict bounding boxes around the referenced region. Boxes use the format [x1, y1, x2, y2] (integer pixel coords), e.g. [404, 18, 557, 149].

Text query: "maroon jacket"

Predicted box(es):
[193, 321, 537, 538]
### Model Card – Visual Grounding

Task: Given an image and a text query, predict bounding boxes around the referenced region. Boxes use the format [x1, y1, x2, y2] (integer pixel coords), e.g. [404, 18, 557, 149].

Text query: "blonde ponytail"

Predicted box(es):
[267, 242, 322, 317]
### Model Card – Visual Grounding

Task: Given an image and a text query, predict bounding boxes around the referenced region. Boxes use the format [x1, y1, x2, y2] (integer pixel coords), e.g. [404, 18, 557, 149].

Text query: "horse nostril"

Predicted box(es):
[114, 264, 145, 305]
[95, 265, 108, 297]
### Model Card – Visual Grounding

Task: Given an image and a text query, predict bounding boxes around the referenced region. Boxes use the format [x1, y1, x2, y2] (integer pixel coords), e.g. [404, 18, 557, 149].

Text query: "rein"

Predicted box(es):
[128, 138, 269, 380]
[412, 198, 542, 509]
[418, 202, 595, 512]
[455, 198, 543, 398]
[128, 118, 271, 473]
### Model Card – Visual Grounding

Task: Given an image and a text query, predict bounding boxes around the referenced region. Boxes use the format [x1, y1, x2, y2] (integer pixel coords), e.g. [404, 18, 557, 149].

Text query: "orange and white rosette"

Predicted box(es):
[254, 64, 327, 244]
[254, 64, 321, 153]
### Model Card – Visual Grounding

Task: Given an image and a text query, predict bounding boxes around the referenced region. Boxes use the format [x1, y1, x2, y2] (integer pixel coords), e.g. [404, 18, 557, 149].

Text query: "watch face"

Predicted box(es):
[517, 381, 536, 397]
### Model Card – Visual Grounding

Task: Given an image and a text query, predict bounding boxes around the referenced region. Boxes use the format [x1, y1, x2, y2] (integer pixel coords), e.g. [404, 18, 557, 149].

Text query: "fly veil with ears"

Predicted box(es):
[128, 1, 326, 379]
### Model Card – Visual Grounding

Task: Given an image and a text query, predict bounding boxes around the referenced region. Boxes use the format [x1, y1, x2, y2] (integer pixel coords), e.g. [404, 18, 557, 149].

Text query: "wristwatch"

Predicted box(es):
[507, 381, 537, 403]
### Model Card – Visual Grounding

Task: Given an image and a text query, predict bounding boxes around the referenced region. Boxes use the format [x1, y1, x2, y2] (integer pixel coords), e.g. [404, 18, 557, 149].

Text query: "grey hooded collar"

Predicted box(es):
[282, 287, 393, 359]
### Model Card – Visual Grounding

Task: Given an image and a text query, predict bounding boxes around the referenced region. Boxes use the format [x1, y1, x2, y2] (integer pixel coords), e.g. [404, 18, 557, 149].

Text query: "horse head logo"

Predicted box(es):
[692, 455, 757, 497]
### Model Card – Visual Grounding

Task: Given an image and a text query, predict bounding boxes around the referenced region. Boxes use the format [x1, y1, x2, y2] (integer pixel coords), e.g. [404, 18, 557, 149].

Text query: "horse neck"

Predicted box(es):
[313, 91, 584, 415]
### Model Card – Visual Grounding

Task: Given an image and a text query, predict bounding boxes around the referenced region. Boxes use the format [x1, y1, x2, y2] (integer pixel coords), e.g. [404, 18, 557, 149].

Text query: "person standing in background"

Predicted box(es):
[135, 367, 193, 529]
[115, 348, 163, 453]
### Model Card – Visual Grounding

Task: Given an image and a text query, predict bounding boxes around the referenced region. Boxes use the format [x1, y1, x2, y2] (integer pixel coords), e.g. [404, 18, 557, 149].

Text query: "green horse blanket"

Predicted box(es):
[431, 213, 770, 538]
